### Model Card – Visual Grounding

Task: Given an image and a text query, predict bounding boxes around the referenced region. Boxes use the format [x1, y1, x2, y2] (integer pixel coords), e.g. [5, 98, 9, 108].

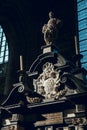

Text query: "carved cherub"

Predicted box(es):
[42, 11, 61, 45]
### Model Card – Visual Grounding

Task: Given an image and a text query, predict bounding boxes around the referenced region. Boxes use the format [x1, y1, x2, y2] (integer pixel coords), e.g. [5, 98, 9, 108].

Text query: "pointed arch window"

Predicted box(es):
[0, 25, 9, 76]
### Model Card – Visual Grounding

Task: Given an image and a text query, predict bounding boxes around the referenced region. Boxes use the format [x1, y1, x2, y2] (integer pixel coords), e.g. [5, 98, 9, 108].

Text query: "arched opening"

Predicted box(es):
[0, 25, 9, 98]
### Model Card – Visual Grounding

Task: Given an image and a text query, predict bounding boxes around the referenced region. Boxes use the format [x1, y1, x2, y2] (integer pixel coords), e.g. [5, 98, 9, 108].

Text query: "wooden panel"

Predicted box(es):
[35, 112, 63, 127]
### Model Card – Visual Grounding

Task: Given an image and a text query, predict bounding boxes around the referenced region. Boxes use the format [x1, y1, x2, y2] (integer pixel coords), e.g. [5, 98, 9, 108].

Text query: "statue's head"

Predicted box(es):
[49, 11, 54, 19]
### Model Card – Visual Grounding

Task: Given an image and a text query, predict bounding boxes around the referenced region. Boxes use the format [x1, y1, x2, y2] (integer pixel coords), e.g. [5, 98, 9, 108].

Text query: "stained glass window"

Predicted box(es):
[77, 0, 87, 70]
[0, 25, 9, 76]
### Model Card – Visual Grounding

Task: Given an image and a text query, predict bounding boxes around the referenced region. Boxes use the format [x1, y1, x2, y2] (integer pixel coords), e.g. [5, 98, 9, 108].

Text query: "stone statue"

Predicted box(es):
[42, 11, 61, 45]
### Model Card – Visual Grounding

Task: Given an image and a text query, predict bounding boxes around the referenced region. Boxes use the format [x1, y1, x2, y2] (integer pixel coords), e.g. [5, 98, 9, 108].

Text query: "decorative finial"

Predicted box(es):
[42, 11, 61, 45]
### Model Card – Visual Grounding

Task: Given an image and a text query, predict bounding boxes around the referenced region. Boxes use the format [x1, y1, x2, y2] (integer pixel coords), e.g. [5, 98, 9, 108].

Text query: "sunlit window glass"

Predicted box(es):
[77, 0, 87, 71]
[0, 25, 9, 64]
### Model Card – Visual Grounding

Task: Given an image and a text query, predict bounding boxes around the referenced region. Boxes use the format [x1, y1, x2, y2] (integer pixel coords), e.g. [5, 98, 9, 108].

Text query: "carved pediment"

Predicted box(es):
[33, 60, 87, 101]
[33, 62, 76, 101]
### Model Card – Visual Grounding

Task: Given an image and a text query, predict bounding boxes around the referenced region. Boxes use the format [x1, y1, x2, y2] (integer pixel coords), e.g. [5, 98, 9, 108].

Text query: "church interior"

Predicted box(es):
[0, 0, 76, 96]
[0, 0, 87, 130]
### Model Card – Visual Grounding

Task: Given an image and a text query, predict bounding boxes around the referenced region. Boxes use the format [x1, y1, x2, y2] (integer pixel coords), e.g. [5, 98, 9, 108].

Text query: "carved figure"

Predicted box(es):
[42, 11, 61, 45]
